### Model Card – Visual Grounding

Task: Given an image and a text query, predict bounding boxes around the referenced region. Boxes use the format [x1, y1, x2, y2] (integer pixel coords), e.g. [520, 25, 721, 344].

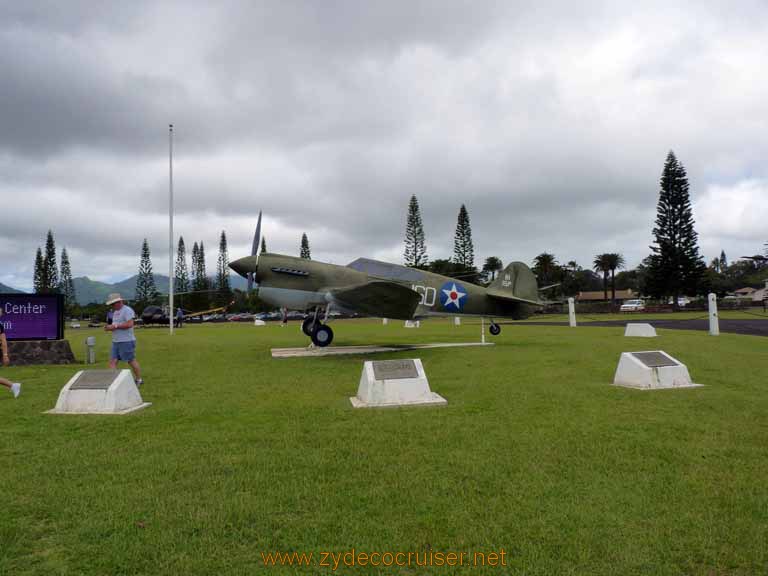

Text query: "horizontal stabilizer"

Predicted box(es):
[330, 281, 421, 320]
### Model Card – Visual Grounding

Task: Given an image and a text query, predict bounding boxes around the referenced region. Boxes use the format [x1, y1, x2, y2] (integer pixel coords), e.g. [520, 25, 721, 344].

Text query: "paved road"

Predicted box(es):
[523, 318, 768, 337]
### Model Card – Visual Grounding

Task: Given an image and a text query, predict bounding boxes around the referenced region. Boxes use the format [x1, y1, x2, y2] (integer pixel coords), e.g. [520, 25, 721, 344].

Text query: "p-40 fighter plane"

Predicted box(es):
[229, 213, 546, 347]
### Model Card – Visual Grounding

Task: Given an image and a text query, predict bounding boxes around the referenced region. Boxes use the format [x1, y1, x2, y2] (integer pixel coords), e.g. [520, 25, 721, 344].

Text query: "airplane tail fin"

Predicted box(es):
[487, 262, 542, 305]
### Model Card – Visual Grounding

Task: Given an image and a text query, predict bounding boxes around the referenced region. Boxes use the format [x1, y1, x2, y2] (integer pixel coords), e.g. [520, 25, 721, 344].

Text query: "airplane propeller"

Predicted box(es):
[229, 210, 261, 293]
[247, 210, 262, 292]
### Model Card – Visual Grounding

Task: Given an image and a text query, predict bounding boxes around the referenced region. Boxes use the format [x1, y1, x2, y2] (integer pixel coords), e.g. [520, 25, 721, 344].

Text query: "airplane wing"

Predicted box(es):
[329, 281, 421, 320]
[485, 287, 544, 306]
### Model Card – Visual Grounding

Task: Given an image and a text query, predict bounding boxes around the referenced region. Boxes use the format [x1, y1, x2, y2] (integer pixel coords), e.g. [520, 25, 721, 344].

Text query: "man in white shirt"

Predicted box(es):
[105, 293, 143, 386]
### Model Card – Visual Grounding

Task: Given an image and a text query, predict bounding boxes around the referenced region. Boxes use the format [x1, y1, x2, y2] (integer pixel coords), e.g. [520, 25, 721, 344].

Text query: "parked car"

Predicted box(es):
[620, 299, 645, 312]
[668, 297, 690, 307]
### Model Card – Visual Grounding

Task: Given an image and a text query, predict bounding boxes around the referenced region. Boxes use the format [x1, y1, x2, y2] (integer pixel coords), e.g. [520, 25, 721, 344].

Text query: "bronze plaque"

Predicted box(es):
[632, 352, 678, 368]
[70, 370, 120, 390]
[372, 359, 419, 380]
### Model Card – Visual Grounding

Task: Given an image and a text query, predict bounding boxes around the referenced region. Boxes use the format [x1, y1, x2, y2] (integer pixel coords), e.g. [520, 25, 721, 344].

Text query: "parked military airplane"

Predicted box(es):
[229, 214, 546, 347]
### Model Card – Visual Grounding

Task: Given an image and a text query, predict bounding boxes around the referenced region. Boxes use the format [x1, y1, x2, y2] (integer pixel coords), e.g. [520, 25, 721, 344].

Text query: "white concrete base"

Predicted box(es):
[253, 319, 266, 326]
[624, 323, 657, 337]
[272, 342, 494, 358]
[48, 369, 151, 414]
[404, 320, 420, 328]
[613, 351, 702, 390]
[350, 359, 447, 408]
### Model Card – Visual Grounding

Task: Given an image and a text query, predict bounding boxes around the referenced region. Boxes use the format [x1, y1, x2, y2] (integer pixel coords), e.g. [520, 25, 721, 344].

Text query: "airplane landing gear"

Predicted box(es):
[311, 324, 334, 347]
[304, 308, 334, 347]
[489, 322, 501, 336]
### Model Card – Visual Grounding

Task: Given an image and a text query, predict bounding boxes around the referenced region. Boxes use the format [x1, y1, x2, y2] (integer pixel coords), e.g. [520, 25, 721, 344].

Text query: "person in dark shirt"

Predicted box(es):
[0, 309, 21, 397]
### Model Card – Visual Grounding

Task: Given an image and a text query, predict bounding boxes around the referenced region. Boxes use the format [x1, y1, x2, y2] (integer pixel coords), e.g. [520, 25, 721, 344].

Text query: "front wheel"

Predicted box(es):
[311, 324, 334, 347]
[489, 323, 501, 336]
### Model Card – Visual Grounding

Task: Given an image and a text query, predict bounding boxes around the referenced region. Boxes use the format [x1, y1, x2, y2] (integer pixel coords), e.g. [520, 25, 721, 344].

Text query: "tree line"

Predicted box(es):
[401, 151, 768, 305]
[32, 230, 76, 311]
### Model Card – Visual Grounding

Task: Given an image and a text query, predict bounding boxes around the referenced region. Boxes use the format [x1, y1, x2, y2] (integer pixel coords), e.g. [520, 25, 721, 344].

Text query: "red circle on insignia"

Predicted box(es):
[451, 291, 457, 300]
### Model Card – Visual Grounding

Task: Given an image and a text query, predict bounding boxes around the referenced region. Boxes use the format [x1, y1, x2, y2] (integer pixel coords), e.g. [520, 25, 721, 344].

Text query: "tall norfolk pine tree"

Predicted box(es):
[453, 204, 475, 271]
[175, 237, 190, 294]
[300, 233, 311, 259]
[42, 230, 59, 293]
[403, 195, 428, 268]
[59, 247, 76, 312]
[135, 239, 159, 308]
[33, 247, 45, 294]
[646, 151, 706, 304]
[190, 241, 210, 310]
[216, 231, 231, 305]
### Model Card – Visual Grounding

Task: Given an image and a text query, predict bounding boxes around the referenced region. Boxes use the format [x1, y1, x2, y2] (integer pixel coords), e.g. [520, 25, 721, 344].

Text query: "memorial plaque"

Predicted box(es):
[631, 352, 678, 368]
[372, 359, 419, 380]
[69, 370, 120, 390]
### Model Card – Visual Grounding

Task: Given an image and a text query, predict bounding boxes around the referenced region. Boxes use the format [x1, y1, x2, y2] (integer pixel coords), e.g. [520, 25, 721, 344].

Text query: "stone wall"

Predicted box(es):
[7, 340, 77, 366]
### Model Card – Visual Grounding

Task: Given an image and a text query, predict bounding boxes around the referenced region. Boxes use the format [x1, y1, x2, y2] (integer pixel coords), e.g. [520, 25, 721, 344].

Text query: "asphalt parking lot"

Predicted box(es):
[524, 318, 768, 337]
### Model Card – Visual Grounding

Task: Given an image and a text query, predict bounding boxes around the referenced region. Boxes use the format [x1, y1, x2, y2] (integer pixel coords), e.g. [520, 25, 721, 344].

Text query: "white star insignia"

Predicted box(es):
[442, 283, 466, 309]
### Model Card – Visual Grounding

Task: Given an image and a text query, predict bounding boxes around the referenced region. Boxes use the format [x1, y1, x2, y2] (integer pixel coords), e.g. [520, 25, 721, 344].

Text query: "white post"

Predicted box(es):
[568, 297, 576, 327]
[454, 316, 461, 326]
[708, 293, 719, 336]
[481, 317, 486, 344]
[168, 124, 174, 336]
[382, 318, 388, 325]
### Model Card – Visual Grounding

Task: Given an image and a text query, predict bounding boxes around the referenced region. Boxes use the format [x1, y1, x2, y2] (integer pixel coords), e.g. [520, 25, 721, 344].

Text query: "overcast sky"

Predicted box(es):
[1, 1, 767, 291]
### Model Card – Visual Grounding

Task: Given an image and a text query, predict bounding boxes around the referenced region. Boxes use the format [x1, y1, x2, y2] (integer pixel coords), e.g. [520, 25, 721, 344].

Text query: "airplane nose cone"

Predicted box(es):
[229, 256, 255, 279]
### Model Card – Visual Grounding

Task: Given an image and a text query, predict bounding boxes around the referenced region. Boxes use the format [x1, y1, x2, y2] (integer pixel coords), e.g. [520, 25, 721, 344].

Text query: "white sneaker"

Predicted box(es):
[10, 383, 21, 398]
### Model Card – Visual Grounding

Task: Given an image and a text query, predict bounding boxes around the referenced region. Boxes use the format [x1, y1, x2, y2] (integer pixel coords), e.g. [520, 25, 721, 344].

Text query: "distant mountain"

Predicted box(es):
[73, 273, 248, 305]
[0, 282, 24, 294]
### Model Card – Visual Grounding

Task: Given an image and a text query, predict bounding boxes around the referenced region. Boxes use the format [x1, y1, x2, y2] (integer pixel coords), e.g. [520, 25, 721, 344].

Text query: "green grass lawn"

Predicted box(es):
[1, 319, 767, 575]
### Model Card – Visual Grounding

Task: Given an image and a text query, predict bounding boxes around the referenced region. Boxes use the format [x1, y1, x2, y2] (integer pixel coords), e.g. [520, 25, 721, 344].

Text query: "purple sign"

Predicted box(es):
[0, 294, 64, 341]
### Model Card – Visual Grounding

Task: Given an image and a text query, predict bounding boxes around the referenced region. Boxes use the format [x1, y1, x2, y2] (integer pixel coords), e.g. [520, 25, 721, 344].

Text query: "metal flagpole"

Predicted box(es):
[169, 124, 174, 336]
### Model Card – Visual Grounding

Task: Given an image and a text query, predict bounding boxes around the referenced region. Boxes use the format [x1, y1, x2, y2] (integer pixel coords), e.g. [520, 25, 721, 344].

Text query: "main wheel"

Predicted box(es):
[301, 317, 314, 336]
[311, 324, 334, 347]
[489, 323, 501, 336]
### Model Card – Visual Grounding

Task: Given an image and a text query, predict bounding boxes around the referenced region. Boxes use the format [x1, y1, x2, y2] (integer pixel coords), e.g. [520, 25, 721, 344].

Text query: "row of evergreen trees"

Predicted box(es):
[32, 230, 76, 312]
[401, 151, 713, 304]
[167, 232, 233, 312]
[404, 196, 482, 281]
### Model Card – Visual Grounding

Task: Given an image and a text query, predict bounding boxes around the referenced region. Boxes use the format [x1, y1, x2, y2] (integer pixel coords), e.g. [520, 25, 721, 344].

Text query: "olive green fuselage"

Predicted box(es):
[235, 253, 532, 321]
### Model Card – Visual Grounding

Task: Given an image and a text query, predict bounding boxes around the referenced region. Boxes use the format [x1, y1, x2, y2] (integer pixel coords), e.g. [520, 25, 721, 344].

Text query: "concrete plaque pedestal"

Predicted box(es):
[624, 323, 657, 337]
[613, 351, 702, 390]
[350, 359, 447, 408]
[48, 369, 151, 414]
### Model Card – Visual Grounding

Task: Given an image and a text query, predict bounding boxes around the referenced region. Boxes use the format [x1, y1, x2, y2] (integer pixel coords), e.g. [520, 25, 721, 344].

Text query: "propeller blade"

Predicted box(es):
[247, 211, 262, 292]
[252, 210, 262, 256]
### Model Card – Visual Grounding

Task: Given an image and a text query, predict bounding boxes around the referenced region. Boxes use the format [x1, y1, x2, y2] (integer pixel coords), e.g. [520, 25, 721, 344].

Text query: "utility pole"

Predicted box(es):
[169, 124, 174, 336]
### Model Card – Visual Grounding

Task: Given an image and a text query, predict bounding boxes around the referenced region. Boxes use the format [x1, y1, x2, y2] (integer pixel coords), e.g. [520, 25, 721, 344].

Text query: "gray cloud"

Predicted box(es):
[1, 1, 767, 291]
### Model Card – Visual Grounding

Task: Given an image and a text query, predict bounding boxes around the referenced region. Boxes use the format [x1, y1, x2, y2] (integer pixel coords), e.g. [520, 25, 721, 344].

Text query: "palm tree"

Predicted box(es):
[533, 253, 559, 285]
[593, 254, 612, 301]
[482, 256, 503, 283]
[605, 253, 626, 301]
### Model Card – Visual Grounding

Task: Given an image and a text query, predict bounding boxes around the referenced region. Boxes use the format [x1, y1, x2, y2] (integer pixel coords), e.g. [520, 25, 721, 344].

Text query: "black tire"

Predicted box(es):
[311, 324, 334, 347]
[301, 317, 314, 336]
[489, 323, 501, 336]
